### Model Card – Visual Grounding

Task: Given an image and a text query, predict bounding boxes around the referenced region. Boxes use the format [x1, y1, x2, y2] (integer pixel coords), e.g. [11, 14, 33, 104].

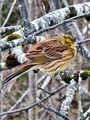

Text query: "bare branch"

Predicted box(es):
[0, 84, 67, 117]
[57, 79, 78, 120]
[2, 0, 17, 27]
[37, 76, 51, 96]
[0, 25, 21, 34]
[83, 108, 90, 120]
[41, 103, 69, 120]
[78, 72, 83, 120]
[0, 2, 90, 51]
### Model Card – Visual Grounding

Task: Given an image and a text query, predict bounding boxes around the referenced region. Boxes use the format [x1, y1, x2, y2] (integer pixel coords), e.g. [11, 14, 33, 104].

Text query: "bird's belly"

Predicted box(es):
[38, 59, 73, 75]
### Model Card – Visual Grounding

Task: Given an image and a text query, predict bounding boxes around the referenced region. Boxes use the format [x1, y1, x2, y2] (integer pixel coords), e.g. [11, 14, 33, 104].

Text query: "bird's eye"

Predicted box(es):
[66, 41, 69, 44]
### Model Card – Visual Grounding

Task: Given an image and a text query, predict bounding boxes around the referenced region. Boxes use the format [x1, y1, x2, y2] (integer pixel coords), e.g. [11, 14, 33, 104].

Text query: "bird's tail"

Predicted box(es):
[3, 64, 33, 85]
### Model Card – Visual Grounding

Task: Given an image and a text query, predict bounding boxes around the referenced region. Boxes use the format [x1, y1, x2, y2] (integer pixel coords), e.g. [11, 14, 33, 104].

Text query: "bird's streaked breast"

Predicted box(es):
[39, 47, 76, 75]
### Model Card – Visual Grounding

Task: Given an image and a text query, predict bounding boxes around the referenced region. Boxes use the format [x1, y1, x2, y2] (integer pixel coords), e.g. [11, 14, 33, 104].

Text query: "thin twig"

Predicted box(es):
[2, 0, 17, 27]
[41, 103, 69, 120]
[78, 72, 83, 120]
[0, 84, 67, 116]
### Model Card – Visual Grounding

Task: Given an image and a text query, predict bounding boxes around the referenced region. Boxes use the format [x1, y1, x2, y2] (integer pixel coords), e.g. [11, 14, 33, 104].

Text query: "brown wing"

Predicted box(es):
[43, 45, 67, 59]
[26, 38, 68, 64]
[32, 37, 63, 50]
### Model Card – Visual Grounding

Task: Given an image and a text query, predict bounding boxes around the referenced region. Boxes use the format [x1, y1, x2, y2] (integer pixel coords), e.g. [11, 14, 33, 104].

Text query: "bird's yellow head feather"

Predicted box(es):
[63, 34, 74, 46]
[56, 34, 74, 47]
[57, 34, 74, 47]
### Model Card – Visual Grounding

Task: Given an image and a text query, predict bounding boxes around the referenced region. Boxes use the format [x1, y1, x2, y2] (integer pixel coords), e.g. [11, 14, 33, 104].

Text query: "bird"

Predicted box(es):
[3, 34, 77, 84]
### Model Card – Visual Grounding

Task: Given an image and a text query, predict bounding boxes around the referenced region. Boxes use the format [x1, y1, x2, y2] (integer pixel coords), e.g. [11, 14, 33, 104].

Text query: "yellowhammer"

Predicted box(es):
[3, 34, 77, 84]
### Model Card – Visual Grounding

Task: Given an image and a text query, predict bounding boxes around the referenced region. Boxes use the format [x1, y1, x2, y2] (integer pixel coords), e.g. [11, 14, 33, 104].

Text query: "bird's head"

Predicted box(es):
[63, 34, 74, 46]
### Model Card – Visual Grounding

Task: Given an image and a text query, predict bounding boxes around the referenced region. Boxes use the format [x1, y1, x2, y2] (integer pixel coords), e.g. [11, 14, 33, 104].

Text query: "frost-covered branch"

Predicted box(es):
[0, 25, 21, 34]
[62, 0, 90, 62]
[78, 73, 83, 120]
[57, 79, 78, 120]
[83, 108, 90, 120]
[0, 33, 46, 51]
[0, 2, 90, 51]
[18, 0, 31, 37]
[21, 2, 90, 35]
